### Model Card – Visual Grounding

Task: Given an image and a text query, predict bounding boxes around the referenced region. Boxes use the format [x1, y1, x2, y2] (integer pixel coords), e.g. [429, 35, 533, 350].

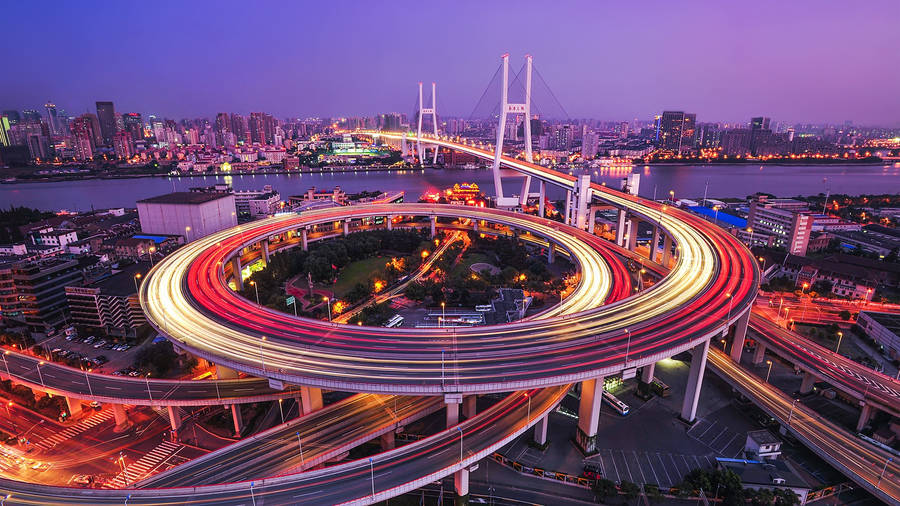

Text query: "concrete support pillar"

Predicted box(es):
[730, 310, 751, 362]
[651, 226, 661, 262]
[588, 207, 599, 234]
[215, 364, 239, 379]
[752, 343, 767, 365]
[533, 414, 549, 445]
[446, 398, 461, 428]
[261, 239, 270, 264]
[299, 386, 323, 415]
[462, 395, 476, 419]
[564, 190, 573, 226]
[231, 404, 244, 436]
[343, 219, 350, 236]
[856, 404, 873, 432]
[574, 175, 591, 229]
[301, 228, 308, 251]
[627, 218, 639, 251]
[547, 242, 556, 264]
[641, 362, 656, 384]
[113, 404, 130, 428]
[454, 468, 470, 505]
[680, 339, 710, 424]
[576, 377, 604, 454]
[65, 397, 83, 418]
[616, 210, 627, 247]
[799, 372, 815, 394]
[473, 220, 479, 232]
[430, 216, 437, 238]
[538, 181, 546, 218]
[387, 216, 394, 231]
[231, 257, 243, 291]
[662, 235, 673, 266]
[167, 405, 182, 431]
[380, 431, 396, 451]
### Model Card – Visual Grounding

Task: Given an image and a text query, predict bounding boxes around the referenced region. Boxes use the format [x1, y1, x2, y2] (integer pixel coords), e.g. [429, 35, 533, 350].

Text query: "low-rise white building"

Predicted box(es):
[137, 190, 236, 243]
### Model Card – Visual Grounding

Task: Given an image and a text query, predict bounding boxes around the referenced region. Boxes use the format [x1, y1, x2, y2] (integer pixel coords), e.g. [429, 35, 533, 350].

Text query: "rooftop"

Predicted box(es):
[860, 311, 900, 333]
[137, 191, 232, 205]
[717, 458, 808, 490]
[91, 262, 151, 297]
[746, 429, 781, 445]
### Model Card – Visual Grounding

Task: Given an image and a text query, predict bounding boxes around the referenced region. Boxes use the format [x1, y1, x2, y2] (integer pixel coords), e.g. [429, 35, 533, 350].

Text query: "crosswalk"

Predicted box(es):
[105, 440, 183, 488]
[34, 409, 114, 450]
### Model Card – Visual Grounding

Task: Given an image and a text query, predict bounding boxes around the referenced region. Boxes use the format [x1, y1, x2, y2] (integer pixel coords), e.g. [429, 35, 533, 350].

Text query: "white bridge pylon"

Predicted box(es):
[416, 81, 438, 165]
[492, 53, 534, 208]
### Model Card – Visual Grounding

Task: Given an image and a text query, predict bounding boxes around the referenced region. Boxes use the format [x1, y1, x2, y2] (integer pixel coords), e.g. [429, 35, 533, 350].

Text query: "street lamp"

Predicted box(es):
[296, 431, 304, 464]
[746, 227, 754, 246]
[259, 336, 267, 372]
[323, 297, 332, 321]
[457, 426, 464, 465]
[835, 331, 843, 354]
[148, 246, 157, 267]
[668, 190, 674, 203]
[278, 398, 284, 424]
[713, 205, 720, 224]
[721, 339, 727, 351]
[758, 256, 766, 272]
[788, 398, 798, 426]
[766, 360, 773, 383]
[250, 280, 260, 305]
[877, 457, 893, 486]
[624, 328, 632, 364]
[369, 457, 376, 499]
[133, 273, 141, 294]
[441, 301, 446, 328]
[1, 351, 11, 379]
[36, 361, 45, 388]
[525, 392, 531, 421]
[145, 373, 153, 403]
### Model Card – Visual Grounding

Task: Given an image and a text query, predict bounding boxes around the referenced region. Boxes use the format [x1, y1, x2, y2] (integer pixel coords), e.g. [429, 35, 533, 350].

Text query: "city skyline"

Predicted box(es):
[3, 1, 899, 126]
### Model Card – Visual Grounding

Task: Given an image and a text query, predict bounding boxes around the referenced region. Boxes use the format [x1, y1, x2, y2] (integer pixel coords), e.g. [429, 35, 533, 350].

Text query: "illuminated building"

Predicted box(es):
[656, 111, 696, 154]
[0, 258, 83, 332]
[113, 131, 134, 159]
[65, 263, 148, 337]
[95, 101, 117, 146]
[137, 190, 237, 243]
[747, 196, 812, 255]
[122, 112, 143, 141]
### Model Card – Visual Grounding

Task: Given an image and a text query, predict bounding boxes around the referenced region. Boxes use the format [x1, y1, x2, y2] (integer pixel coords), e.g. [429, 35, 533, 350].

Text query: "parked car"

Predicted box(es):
[93, 340, 106, 349]
[89, 401, 102, 411]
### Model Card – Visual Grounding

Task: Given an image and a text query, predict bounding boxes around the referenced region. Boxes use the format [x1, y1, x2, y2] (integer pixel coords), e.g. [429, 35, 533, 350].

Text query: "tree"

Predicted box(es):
[592, 478, 617, 502]
[620, 480, 641, 502]
[839, 310, 852, 321]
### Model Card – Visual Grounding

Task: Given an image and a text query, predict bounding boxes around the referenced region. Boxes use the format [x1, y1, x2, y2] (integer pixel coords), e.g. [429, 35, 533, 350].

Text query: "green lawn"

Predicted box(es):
[450, 252, 494, 278]
[332, 257, 390, 297]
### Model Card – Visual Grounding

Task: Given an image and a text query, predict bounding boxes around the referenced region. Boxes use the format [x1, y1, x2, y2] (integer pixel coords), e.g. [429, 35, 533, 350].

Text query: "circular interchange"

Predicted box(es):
[141, 189, 758, 394]
[0, 135, 761, 505]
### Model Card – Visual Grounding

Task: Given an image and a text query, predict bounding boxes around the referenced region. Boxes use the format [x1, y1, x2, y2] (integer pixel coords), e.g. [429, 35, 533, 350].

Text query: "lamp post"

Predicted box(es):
[788, 398, 798, 426]
[457, 426, 464, 465]
[36, 361, 45, 388]
[669, 190, 674, 203]
[148, 246, 156, 267]
[278, 398, 284, 424]
[250, 280, 260, 305]
[259, 336, 267, 372]
[84, 367, 94, 397]
[624, 328, 632, 364]
[877, 457, 893, 486]
[369, 457, 376, 499]
[746, 227, 754, 246]
[1, 351, 10, 380]
[783, 307, 790, 328]
[133, 273, 141, 294]
[766, 360, 773, 383]
[324, 297, 332, 321]
[835, 331, 843, 354]
[721, 339, 727, 351]
[713, 206, 720, 224]
[441, 301, 446, 328]
[296, 431, 304, 464]
[525, 392, 531, 421]
[145, 373, 153, 403]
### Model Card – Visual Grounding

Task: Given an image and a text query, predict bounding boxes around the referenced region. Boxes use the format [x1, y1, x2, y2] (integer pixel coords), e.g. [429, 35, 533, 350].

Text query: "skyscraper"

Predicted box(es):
[749, 116, 772, 156]
[95, 101, 117, 146]
[44, 101, 60, 136]
[656, 111, 697, 154]
[122, 113, 143, 141]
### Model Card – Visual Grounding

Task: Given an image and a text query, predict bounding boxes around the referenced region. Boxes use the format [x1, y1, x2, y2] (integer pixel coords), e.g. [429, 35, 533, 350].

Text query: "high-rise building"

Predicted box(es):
[1, 110, 20, 125]
[95, 101, 117, 146]
[656, 111, 696, 154]
[113, 131, 134, 159]
[0, 116, 10, 147]
[71, 118, 95, 161]
[747, 196, 813, 256]
[215, 113, 231, 147]
[720, 129, 751, 156]
[230, 113, 248, 144]
[44, 101, 60, 136]
[122, 112, 143, 141]
[697, 123, 722, 148]
[582, 131, 600, 158]
[0, 258, 83, 332]
[248, 112, 265, 144]
[749, 116, 772, 156]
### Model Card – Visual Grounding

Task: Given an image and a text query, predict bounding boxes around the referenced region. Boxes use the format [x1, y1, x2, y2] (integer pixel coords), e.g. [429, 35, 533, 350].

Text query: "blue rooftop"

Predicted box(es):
[133, 234, 169, 244]
[688, 206, 747, 229]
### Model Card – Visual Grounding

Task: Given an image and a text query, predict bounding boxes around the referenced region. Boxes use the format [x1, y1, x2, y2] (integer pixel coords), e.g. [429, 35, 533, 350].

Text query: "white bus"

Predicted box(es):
[602, 390, 630, 416]
[384, 314, 404, 328]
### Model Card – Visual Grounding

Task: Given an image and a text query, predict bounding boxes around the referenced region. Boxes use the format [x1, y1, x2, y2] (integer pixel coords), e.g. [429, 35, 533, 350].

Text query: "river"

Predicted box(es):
[1, 163, 897, 212]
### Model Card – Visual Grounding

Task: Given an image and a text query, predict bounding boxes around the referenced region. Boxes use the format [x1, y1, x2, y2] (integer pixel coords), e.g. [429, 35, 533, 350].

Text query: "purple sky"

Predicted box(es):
[4, 1, 898, 125]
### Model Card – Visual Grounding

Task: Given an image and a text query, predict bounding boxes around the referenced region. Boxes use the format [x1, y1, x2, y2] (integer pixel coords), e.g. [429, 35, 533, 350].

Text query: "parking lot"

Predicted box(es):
[685, 417, 746, 458]
[587, 449, 717, 488]
[37, 331, 144, 376]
